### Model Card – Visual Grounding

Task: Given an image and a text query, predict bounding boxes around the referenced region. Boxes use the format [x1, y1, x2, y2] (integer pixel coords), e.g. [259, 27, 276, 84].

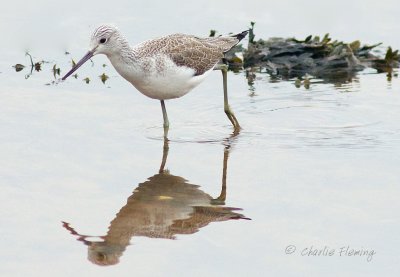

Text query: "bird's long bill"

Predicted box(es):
[61, 51, 94, 80]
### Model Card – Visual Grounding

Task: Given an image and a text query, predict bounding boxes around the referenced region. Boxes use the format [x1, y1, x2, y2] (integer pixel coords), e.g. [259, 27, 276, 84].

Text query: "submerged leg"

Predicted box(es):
[160, 100, 169, 139]
[159, 138, 169, 173]
[215, 64, 240, 132]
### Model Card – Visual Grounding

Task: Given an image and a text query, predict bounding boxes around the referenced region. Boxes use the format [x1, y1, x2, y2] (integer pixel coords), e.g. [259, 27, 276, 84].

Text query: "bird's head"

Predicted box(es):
[62, 24, 124, 81]
[89, 24, 122, 56]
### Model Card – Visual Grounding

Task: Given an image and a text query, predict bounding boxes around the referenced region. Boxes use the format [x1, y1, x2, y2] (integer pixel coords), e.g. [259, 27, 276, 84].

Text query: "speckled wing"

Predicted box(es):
[165, 34, 239, 76]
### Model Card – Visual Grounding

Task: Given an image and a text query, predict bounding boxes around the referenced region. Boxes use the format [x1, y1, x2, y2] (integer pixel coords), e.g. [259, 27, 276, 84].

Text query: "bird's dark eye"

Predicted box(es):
[99, 38, 107, 44]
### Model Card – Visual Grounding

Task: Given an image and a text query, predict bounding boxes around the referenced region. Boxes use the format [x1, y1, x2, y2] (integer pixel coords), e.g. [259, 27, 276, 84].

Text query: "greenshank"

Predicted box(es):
[62, 25, 248, 137]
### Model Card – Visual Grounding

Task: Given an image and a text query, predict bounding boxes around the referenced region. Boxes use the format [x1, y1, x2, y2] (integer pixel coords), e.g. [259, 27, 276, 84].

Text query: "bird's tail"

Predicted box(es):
[218, 29, 249, 53]
[232, 30, 249, 42]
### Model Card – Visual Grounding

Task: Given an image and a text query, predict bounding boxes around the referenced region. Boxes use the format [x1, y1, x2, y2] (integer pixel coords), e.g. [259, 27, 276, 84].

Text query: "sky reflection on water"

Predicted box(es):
[1, 1, 400, 276]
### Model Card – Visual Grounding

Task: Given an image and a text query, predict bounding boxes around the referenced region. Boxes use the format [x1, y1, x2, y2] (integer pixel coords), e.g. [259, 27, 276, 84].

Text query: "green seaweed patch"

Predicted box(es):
[243, 22, 399, 82]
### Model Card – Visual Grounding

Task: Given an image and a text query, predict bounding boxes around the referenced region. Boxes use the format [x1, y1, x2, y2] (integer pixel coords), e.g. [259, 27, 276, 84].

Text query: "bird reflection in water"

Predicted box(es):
[62, 139, 250, 266]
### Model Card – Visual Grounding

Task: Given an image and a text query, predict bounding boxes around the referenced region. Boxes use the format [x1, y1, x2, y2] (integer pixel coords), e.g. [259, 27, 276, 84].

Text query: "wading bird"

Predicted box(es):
[62, 25, 248, 137]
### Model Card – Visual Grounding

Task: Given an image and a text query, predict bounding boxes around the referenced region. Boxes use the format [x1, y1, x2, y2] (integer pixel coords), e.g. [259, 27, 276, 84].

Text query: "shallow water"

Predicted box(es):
[1, 1, 400, 276]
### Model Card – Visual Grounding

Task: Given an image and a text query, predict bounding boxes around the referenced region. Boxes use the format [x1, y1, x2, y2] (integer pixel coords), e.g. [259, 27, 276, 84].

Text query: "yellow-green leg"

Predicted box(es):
[215, 64, 240, 132]
[160, 100, 169, 139]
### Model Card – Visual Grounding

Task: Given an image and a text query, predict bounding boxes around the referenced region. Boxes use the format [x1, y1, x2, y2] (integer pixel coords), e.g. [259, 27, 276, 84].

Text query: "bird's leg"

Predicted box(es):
[160, 100, 169, 139]
[222, 65, 241, 132]
[215, 64, 240, 132]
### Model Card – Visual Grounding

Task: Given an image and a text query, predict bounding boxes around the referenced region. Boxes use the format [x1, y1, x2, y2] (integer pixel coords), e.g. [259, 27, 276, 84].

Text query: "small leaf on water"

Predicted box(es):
[71, 59, 76, 67]
[99, 73, 109, 84]
[65, 51, 70, 55]
[73, 74, 78, 79]
[83, 77, 90, 84]
[209, 30, 216, 37]
[102, 64, 107, 67]
[34, 62, 42, 72]
[52, 64, 61, 77]
[13, 64, 25, 72]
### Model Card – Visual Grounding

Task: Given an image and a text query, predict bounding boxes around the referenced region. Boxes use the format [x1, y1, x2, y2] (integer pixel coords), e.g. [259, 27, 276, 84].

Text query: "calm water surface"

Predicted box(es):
[1, 1, 400, 276]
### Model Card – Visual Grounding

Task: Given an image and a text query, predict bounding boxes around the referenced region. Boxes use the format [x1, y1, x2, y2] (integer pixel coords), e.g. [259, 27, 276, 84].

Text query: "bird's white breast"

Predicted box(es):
[108, 53, 213, 100]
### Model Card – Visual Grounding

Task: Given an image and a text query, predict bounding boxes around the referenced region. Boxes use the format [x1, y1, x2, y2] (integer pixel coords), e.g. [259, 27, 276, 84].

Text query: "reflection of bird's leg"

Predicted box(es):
[211, 146, 230, 205]
[159, 138, 169, 173]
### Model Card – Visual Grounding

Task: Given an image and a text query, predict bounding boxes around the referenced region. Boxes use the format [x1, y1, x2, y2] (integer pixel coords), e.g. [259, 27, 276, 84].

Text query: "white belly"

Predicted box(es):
[108, 54, 214, 100]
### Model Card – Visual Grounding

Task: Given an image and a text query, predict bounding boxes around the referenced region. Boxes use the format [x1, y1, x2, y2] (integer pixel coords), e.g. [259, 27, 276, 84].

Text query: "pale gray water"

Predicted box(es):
[1, 1, 400, 276]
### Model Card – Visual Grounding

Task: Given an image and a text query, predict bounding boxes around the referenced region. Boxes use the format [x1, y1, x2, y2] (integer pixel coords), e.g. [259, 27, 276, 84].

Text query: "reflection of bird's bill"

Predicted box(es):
[61, 51, 94, 80]
[88, 242, 125, 266]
